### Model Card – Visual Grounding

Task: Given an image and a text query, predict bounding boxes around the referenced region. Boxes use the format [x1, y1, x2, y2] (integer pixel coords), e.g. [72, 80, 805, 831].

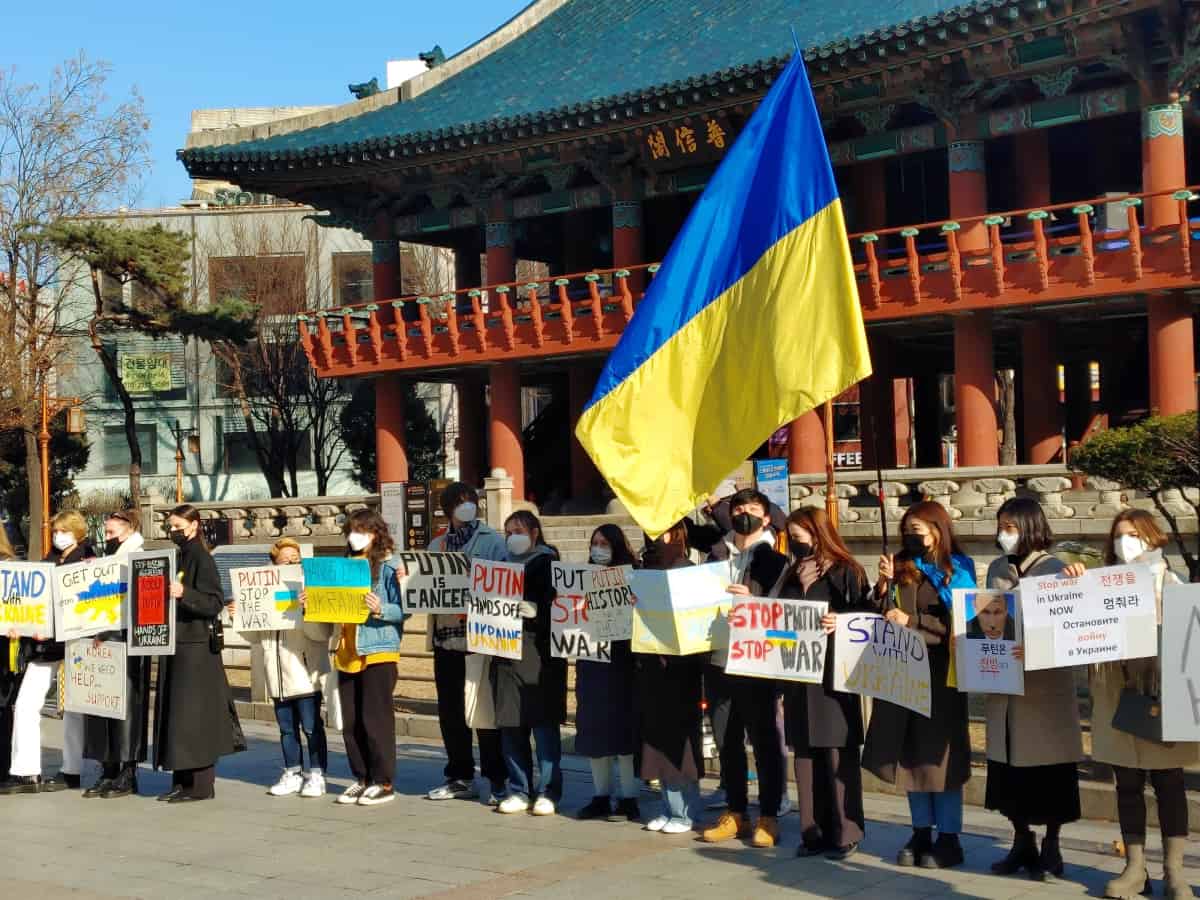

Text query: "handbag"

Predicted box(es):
[209, 618, 225, 655]
[1111, 687, 1170, 744]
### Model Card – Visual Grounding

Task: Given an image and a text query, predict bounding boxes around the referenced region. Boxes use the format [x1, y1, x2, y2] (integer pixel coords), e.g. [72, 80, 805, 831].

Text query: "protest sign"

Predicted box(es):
[754, 459, 789, 513]
[64, 639, 126, 720]
[834, 613, 932, 717]
[467, 560, 524, 659]
[1162, 583, 1200, 741]
[230, 564, 303, 631]
[0, 561, 55, 638]
[584, 565, 636, 642]
[301, 557, 371, 623]
[126, 551, 176, 656]
[631, 562, 732, 656]
[54, 559, 126, 641]
[725, 597, 827, 682]
[1020, 564, 1157, 671]
[952, 589, 1024, 695]
[396, 550, 472, 613]
[550, 562, 610, 662]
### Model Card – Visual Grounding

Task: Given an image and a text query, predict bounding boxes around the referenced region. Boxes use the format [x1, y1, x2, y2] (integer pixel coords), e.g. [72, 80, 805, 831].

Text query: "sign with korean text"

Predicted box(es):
[1020, 565, 1157, 671]
[397, 551, 472, 613]
[1161, 583, 1200, 741]
[126, 551, 175, 656]
[54, 559, 126, 641]
[952, 590, 1024, 695]
[584, 565, 636, 642]
[119, 352, 172, 393]
[551, 563, 610, 662]
[64, 638, 126, 720]
[230, 564, 303, 631]
[753, 459, 790, 514]
[631, 562, 732, 656]
[467, 560, 524, 659]
[834, 613, 932, 717]
[301, 557, 371, 624]
[725, 597, 828, 682]
[0, 561, 55, 638]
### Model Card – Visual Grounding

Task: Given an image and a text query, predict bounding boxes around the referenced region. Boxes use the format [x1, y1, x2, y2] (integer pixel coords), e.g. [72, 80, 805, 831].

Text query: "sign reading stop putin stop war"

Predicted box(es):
[0, 561, 54, 638]
[1020, 564, 1157, 671]
[301, 557, 371, 624]
[64, 638, 126, 720]
[126, 551, 175, 656]
[467, 560, 524, 659]
[725, 598, 828, 682]
[396, 551, 472, 613]
[834, 613, 932, 718]
[230, 564, 303, 631]
[55, 558, 126, 641]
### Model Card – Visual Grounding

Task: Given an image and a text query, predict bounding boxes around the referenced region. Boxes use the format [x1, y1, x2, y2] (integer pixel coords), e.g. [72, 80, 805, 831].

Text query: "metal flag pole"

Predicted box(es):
[824, 398, 838, 527]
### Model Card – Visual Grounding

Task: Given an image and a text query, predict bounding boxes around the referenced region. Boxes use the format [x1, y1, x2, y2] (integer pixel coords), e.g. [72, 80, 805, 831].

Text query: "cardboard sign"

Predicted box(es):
[834, 613, 932, 718]
[230, 564, 303, 631]
[584, 565, 636, 642]
[301, 557, 371, 623]
[64, 639, 126, 720]
[550, 563, 610, 662]
[396, 551, 472, 613]
[54, 559, 126, 641]
[467, 560, 524, 659]
[1161, 583, 1200, 741]
[126, 551, 176, 656]
[0, 561, 55, 638]
[1020, 564, 1157, 671]
[725, 597, 828, 682]
[631, 562, 733, 656]
[952, 590, 1024, 695]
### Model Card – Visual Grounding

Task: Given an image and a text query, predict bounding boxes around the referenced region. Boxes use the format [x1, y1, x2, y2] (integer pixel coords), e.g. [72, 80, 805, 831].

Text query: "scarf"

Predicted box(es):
[912, 552, 976, 607]
[445, 520, 479, 553]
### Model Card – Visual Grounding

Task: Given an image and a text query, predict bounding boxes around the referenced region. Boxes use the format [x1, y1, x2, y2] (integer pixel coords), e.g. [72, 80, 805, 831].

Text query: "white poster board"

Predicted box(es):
[396, 550, 472, 613]
[64, 638, 126, 720]
[631, 562, 732, 656]
[230, 564, 303, 632]
[467, 560, 524, 659]
[1161, 583, 1200, 741]
[54, 559, 126, 641]
[584, 565, 636, 642]
[725, 597, 827, 682]
[952, 589, 1025, 695]
[550, 562, 609, 662]
[0, 561, 55, 638]
[833, 613, 932, 717]
[381, 482, 406, 551]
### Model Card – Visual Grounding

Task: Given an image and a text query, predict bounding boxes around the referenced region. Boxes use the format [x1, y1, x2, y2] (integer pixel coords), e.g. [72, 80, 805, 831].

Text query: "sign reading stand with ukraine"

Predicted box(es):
[575, 53, 871, 536]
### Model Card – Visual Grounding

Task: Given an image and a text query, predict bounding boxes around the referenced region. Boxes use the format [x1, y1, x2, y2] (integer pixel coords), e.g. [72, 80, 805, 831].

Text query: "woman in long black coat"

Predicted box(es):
[153, 505, 242, 802]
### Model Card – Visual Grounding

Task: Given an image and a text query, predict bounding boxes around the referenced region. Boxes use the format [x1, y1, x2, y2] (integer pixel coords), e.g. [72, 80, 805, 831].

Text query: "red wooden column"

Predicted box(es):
[375, 375, 409, 487]
[788, 409, 826, 477]
[456, 378, 485, 487]
[1021, 323, 1061, 464]
[948, 140, 988, 251]
[954, 312, 1000, 466]
[1014, 130, 1051, 211]
[489, 363, 524, 500]
[485, 194, 516, 285]
[568, 366, 600, 501]
[371, 213, 402, 303]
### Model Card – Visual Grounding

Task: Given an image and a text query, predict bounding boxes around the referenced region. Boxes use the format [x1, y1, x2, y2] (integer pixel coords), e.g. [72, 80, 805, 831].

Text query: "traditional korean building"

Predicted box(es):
[180, 0, 1200, 508]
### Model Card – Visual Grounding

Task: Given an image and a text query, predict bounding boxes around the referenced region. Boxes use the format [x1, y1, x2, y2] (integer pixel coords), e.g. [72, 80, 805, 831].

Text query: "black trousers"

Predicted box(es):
[795, 746, 865, 850]
[1113, 765, 1189, 839]
[433, 648, 506, 786]
[0, 701, 14, 779]
[707, 667, 783, 817]
[339, 663, 398, 786]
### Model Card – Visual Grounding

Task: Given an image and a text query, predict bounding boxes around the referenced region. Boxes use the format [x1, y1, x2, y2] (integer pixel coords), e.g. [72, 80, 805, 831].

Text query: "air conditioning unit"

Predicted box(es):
[1094, 192, 1131, 235]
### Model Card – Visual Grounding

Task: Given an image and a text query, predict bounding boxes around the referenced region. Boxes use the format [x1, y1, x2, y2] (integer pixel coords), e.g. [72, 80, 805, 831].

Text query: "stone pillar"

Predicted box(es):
[488, 363, 524, 500]
[1021, 322, 1061, 463]
[457, 379, 485, 487]
[1142, 102, 1186, 228]
[612, 199, 645, 295]
[485, 194, 516, 285]
[948, 140, 988, 252]
[375, 375, 408, 487]
[568, 366, 599, 502]
[788, 410, 826, 477]
[1014, 130, 1051, 210]
[1148, 294, 1197, 415]
[953, 312, 999, 466]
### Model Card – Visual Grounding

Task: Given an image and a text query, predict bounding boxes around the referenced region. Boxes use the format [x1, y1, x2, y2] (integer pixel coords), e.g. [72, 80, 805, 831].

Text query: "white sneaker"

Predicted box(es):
[337, 782, 366, 805]
[357, 784, 395, 806]
[778, 794, 793, 817]
[268, 768, 303, 797]
[300, 771, 325, 798]
[662, 818, 693, 834]
[531, 797, 556, 817]
[646, 815, 670, 832]
[428, 779, 479, 801]
[497, 794, 530, 814]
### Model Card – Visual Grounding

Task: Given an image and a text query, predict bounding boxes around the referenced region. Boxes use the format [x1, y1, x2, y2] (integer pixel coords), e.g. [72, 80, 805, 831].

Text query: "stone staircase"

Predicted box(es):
[541, 514, 644, 563]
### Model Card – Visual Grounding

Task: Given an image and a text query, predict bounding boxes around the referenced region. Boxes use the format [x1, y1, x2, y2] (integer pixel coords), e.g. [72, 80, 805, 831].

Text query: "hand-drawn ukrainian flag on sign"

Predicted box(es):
[576, 54, 872, 537]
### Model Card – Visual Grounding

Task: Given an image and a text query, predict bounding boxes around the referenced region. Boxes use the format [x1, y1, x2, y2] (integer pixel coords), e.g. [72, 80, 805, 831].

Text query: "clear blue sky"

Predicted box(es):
[7, 0, 531, 209]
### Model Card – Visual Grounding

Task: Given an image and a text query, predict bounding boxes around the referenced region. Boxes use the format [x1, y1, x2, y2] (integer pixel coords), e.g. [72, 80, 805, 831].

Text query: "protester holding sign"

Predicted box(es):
[575, 525, 640, 823]
[1088, 510, 1198, 900]
[773, 507, 875, 861]
[0, 528, 22, 785]
[981, 498, 1085, 882]
[863, 501, 974, 870]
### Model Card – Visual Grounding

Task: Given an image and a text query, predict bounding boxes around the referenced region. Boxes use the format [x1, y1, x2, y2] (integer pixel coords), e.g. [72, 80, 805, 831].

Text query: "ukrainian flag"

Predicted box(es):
[576, 53, 871, 537]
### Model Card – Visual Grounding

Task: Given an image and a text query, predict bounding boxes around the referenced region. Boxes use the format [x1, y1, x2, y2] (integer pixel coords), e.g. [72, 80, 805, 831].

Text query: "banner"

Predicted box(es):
[1162, 583, 1200, 741]
[550, 562, 610, 662]
[126, 551, 176, 656]
[301, 557, 371, 623]
[584, 565, 637, 642]
[54, 559, 126, 641]
[753, 458, 789, 513]
[834, 613, 932, 718]
[1020, 564, 1157, 671]
[119, 352, 172, 393]
[951, 589, 1024, 695]
[64, 639, 126, 720]
[0, 561, 55, 638]
[467, 560, 524, 659]
[230, 564, 303, 631]
[631, 562, 732, 656]
[396, 551, 472, 613]
[725, 597, 827, 682]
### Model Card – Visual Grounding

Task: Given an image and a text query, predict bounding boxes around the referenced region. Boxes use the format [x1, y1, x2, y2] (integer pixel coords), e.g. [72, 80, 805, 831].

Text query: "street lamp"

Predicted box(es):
[170, 420, 199, 503]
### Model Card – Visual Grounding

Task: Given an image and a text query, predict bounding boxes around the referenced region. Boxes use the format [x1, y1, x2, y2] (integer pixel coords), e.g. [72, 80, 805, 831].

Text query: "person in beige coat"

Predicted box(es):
[1091, 510, 1198, 900]
[984, 498, 1085, 883]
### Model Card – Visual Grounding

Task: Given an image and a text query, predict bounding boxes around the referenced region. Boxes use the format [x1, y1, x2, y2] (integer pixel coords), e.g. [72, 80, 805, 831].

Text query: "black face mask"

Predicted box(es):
[169, 529, 189, 547]
[730, 513, 763, 536]
[902, 533, 929, 558]
[790, 542, 814, 563]
[104, 538, 121, 556]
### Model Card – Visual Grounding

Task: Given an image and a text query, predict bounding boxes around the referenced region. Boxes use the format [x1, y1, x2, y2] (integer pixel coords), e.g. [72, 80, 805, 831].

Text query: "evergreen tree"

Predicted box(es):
[339, 380, 444, 489]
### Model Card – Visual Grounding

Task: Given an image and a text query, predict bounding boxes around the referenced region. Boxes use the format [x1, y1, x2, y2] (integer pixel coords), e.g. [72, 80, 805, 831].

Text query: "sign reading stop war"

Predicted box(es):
[834, 613, 932, 718]
[126, 551, 175, 656]
[550, 563, 610, 662]
[467, 560, 524, 659]
[231, 564, 303, 631]
[55, 559, 126, 641]
[301, 557, 371, 624]
[397, 551, 472, 613]
[0, 561, 54, 638]
[584, 565, 636, 642]
[1162, 583, 1200, 741]
[64, 638, 126, 720]
[725, 598, 828, 682]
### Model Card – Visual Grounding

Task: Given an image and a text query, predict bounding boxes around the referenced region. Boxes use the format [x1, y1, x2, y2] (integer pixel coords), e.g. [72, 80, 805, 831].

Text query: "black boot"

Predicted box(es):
[921, 833, 965, 869]
[577, 795, 612, 820]
[1037, 834, 1064, 881]
[991, 829, 1039, 876]
[101, 767, 138, 799]
[82, 774, 113, 799]
[609, 798, 641, 823]
[897, 827, 933, 867]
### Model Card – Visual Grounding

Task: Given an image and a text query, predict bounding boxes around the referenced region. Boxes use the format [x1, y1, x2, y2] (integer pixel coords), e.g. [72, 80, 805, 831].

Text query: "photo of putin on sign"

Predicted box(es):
[965, 593, 1016, 641]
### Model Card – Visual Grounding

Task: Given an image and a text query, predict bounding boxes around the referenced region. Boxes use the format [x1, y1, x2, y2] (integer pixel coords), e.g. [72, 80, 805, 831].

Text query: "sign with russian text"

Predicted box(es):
[952, 589, 1024, 695]
[631, 562, 732, 656]
[1161, 583, 1200, 741]
[834, 613, 932, 718]
[54, 559, 126, 641]
[550, 563, 610, 662]
[1020, 564, 1157, 670]
[584, 565, 636, 642]
[0, 561, 55, 638]
[126, 551, 175, 656]
[301, 557, 371, 624]
[467, 560, 524, 659]
[397, 551, 472, 613]
[64, 638, 126, 720]
[725, 597, 827, 682]
[231, 564, 303, 631]
[120, 352, 172, 393]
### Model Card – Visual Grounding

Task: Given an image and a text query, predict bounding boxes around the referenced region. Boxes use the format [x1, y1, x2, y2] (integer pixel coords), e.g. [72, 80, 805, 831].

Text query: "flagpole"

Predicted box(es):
[824, 398, 838, 527]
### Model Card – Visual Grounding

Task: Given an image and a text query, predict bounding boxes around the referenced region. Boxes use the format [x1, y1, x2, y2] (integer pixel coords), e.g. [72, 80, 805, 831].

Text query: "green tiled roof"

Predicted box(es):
[182, 0, 991, 164]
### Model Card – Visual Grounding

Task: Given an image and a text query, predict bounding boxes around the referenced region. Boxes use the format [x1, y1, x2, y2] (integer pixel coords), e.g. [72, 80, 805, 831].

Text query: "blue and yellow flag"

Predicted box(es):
[576, 53, 871, 536]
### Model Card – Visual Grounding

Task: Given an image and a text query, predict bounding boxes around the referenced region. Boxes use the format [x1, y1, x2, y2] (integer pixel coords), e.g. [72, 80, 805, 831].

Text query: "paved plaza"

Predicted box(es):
[0, 717, 1195, 899]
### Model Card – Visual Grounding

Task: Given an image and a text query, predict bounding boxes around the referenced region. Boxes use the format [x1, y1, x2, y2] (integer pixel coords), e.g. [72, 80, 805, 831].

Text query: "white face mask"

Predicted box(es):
[506, 533, 532, 557]
[996, 531, 1020, 556]
[52, 530, 74, 552]
[347, 531, 372, 553]
[590, 545, 613, 566]
[1116, 535, 1147, 564]
[452, 502, 478, 524]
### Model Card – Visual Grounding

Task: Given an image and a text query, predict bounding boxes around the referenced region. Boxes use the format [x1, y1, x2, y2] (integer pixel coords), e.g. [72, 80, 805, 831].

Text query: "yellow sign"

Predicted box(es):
[303, 586, 370, 624]
[120, 353, 172, 392]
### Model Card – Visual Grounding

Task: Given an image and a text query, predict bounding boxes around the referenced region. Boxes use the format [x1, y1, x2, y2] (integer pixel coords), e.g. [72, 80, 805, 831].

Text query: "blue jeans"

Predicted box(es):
[501, 725, 562, 802]
[908, 789, 964, 834]
[664, 779, 700, 821]
[274, 694, 328, 772]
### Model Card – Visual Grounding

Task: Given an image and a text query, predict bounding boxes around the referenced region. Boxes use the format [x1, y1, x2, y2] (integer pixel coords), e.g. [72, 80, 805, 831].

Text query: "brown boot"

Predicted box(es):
[751, 816, 780, 848]
[702, 812, 750, 843]
[1104, 841, 1150, 900]
[1162, 837, 1193, 900]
